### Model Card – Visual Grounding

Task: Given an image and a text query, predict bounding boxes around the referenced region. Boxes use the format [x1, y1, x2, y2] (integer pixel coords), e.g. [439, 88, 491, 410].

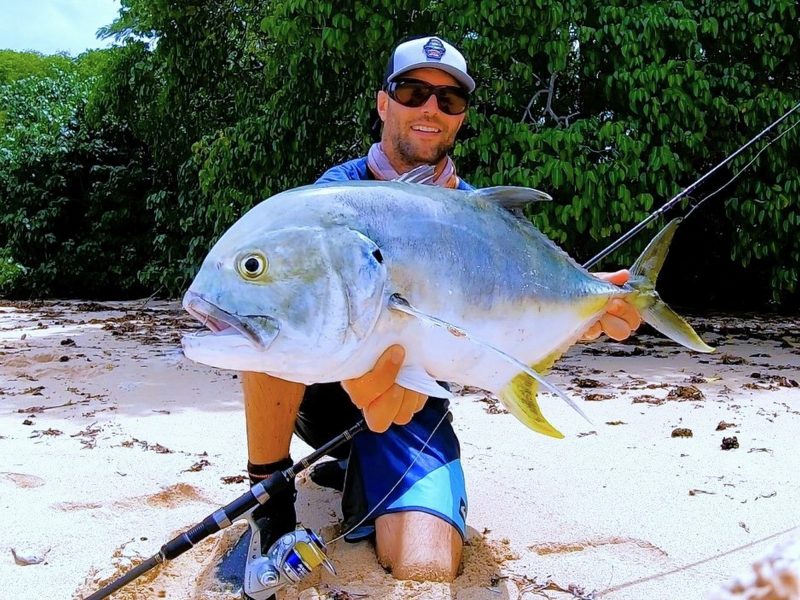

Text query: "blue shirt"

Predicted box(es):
[316, 156, 474, 191]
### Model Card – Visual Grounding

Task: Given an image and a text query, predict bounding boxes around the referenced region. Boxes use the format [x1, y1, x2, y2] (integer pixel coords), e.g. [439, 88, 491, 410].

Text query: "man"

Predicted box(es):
[240, 35, 641, 590]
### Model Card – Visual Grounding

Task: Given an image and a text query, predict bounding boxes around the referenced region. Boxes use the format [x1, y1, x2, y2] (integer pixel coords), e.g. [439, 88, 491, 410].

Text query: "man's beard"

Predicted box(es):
[391, 134, 453, 168]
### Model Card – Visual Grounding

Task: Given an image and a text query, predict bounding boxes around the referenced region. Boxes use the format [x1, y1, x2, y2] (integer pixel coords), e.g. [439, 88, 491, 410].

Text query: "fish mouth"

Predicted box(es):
[182, 291, 279, 350]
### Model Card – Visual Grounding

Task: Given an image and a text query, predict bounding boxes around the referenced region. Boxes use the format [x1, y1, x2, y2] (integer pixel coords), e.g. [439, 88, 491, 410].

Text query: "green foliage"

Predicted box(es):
[2, 2, 799, 306]
[0, 68, 90, 150]
[0, 248, 25, 296]
[0, 109, 156, 298]
[0, 51, 154, 298]
[0, 50, 74, 84]
[449, 0, 799, 304]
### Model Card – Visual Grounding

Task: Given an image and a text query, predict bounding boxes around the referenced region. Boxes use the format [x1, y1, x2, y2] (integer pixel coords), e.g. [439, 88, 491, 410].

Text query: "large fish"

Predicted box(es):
[182, 168, 712, 438]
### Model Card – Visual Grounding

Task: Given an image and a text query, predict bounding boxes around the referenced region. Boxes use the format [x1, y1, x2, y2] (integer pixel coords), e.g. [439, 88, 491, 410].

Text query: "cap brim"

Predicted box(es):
[388, 63, 475, 93]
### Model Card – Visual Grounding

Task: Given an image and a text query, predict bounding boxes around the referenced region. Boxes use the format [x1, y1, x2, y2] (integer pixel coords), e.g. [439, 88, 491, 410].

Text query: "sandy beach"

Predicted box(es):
[1, 300, 799, 599]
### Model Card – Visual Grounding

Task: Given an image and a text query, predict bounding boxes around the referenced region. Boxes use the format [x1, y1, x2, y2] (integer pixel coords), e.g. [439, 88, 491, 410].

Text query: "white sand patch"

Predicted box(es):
[1, 301, 798, 599]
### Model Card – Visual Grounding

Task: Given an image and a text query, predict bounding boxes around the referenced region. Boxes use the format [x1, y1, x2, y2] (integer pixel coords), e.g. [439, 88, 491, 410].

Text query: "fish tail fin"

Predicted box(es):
[500, 371, 565, 439]
[627, 218, 714, 353]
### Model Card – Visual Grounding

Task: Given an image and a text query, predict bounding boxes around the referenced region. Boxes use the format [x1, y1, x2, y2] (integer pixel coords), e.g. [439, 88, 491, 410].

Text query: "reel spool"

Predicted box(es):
[243, 526, 336, 599]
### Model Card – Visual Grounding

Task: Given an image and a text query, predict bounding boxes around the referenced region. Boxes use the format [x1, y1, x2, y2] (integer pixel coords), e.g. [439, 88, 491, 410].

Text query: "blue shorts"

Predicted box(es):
[296, 386, 467, 542]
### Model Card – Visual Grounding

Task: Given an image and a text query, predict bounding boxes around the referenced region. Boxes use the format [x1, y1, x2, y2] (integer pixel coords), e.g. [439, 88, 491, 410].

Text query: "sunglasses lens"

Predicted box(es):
[392, 82, 430, 108]
[390, 82, 469, 115]
[437, 89, 468, 115]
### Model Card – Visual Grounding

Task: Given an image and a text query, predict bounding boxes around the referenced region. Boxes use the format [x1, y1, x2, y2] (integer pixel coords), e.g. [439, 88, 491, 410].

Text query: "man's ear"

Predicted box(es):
[376, 90, 389, 122]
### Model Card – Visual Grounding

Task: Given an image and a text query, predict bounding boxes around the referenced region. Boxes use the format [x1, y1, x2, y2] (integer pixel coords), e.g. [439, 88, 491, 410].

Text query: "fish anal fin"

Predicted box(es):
[532, 347, 569, 375]
[500, 370, 564, 439]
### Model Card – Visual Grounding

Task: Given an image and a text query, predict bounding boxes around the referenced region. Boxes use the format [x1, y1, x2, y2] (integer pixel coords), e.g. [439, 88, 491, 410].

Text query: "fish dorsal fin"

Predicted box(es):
[395, 364, 454, 399]
[474, 187, 553, 210]
[394, 165, 436, 184]
[388, 294, 590, 438]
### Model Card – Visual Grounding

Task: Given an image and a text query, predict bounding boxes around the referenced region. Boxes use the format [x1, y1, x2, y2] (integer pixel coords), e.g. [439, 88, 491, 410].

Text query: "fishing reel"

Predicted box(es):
[242, 520, 336, 600]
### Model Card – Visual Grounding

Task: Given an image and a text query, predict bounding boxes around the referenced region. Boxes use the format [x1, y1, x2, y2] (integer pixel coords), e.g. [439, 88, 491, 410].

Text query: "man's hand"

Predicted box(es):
[581, 270, 643, 341]
[342, 345, 427, 433]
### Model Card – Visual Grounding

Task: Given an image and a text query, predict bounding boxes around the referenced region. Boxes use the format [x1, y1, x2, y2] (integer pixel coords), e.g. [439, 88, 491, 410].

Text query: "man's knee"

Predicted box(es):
[375, 511, 462, 582]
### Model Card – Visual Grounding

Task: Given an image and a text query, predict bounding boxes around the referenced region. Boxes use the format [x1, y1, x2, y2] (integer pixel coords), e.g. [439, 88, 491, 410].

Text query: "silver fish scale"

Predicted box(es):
[321, 181, 619, 310]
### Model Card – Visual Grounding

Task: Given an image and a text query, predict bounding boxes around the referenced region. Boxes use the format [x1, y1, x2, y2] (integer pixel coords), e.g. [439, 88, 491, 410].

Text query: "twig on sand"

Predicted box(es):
[17, 399, 90, 413]
[518, 575, 596, 599]
[135, 286, 164, 311]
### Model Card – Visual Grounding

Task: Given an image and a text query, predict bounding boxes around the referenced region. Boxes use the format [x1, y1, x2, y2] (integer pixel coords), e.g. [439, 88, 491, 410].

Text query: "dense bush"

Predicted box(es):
[1, 1, 798, 306]
[0, 54, 155, 297]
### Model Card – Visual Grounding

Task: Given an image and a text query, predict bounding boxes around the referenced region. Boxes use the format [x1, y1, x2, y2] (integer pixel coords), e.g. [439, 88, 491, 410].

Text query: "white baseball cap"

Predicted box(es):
[384, 36, 475, 92]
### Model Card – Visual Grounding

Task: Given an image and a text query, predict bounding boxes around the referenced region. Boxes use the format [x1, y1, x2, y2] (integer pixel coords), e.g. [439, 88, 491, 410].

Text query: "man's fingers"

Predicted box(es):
[595, 269, 630, 286]
[342, 345, 405, 409]
[363, 385, 404, 433]
[606, 299, 642, 330]
[393, 391, 417, 425]
[581, 321, 603, 341]
[394, 390, 426, 426]
[599, 313, 633, 341]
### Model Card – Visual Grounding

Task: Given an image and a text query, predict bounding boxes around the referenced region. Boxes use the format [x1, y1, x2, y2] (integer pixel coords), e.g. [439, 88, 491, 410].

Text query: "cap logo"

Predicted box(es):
[423, 38, 446, 61]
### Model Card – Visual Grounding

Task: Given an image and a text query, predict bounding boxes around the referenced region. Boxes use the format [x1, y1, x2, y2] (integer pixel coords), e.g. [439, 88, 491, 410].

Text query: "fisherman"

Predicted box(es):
[239, 35, 641, 589]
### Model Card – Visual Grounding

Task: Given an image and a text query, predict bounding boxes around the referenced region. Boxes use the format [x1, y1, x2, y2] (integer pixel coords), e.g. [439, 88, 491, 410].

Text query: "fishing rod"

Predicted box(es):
[582, 99, 800, 270]
[84, 419, 367, 600]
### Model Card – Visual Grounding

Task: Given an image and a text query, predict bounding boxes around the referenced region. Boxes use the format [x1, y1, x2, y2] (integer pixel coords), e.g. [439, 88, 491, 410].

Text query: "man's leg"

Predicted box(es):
[233, 373, 307, 600]
[243, 372, 305, 464]
[375, 511, 462, 581]
[342, 395, 467, 580]
[242, 372, 306, 555]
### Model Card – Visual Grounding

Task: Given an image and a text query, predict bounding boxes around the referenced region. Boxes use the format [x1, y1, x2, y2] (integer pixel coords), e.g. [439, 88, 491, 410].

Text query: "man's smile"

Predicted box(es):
[411, 124, 443, 135]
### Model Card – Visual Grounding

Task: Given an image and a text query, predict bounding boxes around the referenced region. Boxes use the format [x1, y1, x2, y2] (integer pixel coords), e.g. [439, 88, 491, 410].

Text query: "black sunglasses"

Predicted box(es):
[385, 79, 470, 115]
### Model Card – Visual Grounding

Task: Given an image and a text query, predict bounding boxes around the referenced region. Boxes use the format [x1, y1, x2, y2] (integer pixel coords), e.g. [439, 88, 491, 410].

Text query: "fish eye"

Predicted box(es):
[237, 253, 268, 279]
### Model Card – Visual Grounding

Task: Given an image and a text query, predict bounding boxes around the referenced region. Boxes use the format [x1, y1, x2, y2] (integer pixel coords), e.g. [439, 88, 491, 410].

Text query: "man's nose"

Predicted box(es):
[420, 93, 441, 114]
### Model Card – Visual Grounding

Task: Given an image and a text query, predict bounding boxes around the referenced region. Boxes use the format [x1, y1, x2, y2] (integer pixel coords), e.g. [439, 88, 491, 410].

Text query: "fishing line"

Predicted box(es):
[595, 524, 800, 596]
[581, 111, 800, 595]
[325, 408, 450, 545]
[583, 100, 800, 270]
[683, 116, 800, 221]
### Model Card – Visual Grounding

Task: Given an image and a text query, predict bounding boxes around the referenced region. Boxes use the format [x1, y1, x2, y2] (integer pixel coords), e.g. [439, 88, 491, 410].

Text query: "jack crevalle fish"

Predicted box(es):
[182, 169, 712, 438]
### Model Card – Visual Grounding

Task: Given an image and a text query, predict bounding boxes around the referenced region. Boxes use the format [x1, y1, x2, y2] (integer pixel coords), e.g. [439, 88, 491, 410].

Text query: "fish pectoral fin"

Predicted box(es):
[394, 165, 435, 184]
[388, 294, 590, 436]
[474, 186, 553, 210]
[396, 365, 454, 399]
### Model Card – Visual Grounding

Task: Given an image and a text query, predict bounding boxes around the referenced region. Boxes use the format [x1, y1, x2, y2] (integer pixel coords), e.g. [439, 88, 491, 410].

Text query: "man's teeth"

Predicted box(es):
[412, 125, 440, 132]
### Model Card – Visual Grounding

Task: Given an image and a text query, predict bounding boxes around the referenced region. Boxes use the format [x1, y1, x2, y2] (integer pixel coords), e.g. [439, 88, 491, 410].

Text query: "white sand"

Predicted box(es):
[1, 301, 799, 600]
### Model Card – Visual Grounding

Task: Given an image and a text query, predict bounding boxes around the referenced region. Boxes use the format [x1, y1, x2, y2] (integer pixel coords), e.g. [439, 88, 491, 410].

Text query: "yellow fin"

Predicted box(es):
[532, 347, 569, 375]
[500, 364, 564, 439]
[627, 218, 713, 353]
